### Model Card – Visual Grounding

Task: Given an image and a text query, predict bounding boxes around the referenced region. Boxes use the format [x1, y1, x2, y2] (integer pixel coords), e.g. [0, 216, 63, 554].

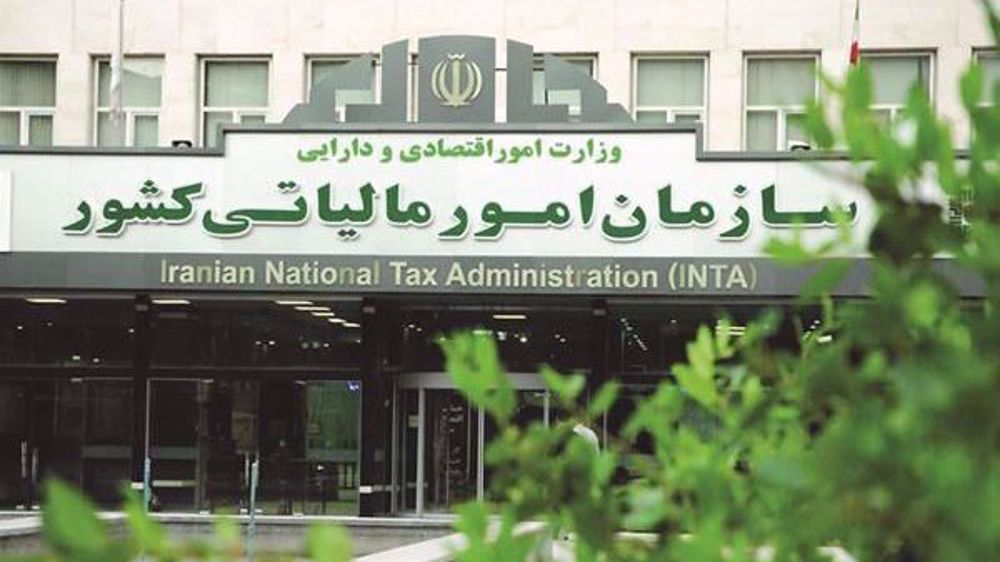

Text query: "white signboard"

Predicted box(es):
[0, 131, 877, 258]
[0, 170, 10, 253]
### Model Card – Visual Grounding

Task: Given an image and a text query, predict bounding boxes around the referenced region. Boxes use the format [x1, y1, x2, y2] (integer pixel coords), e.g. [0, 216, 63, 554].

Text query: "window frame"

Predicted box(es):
[0, 56, 57, 147]
[305, 54, 381, 122]
[91, 56, 163, 147]
[409, 53, 418, 123]
[532, 52, 599, 121]
[859, 50, 935, 124]
[742, 52, 820, 152]
[198, 56, 271, 147]
[630, 54, 709, 126]
[973, 48, 998, 108]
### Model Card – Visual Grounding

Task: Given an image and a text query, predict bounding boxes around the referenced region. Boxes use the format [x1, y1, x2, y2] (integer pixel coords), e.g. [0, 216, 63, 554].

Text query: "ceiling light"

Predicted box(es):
[152, 299, 190, 305]
[311, 312, 337, 318]
[715, 323, 746, 336]
[343, 322, 361, 328]
[295, 306, 330, 312]
[25, 298, 66, 304]
[492, 314, 527, 320]
[275, 300, 313, 306]
[327, 318, 346, 324]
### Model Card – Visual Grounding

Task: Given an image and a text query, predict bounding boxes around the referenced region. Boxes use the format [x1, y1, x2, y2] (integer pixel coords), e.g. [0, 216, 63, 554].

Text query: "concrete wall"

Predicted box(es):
[0, 0, 994, 149]
[0, 513, 452, 558]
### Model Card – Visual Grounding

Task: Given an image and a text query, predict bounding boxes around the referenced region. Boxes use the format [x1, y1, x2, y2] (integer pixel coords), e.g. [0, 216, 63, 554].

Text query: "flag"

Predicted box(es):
[849, 0, 861, 65]
[110, 0, 124, 122]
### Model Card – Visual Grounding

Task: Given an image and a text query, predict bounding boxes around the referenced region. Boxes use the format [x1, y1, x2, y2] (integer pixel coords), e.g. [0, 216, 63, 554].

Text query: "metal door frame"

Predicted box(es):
[391, 372, 548, 517]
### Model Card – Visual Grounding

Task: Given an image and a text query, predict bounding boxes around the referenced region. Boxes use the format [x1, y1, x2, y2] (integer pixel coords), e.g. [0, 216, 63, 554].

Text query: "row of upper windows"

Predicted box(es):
[0, 52, 997, 150]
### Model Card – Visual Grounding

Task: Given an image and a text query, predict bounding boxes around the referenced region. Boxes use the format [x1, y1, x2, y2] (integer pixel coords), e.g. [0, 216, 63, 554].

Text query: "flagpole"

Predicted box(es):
[849, 0, 861, 65]
[110, 0, 124, 122]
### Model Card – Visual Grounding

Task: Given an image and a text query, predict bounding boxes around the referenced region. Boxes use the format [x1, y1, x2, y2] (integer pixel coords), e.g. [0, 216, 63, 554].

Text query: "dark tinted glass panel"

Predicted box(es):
[146, 378, 359, 515]
[396, 389, 419, 512]
[0, 298, 134, 366]
[0, 382, 27, 507]
[608, 303, 820, 375]
[150, 299, 362, 367]
[0, 379, 130, 509]
[304, 381, 360, 515]
[147, 380, 199, 512]
[423, 389, 477, 512]
[80, 380, 133, 505]
[389, 306, 593, 373]
[604, 382, 718, 483]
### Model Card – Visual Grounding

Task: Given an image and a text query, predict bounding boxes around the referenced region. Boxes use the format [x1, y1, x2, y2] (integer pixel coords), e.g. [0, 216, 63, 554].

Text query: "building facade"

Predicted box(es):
[0, 0, 994, 518]
[1, 0, 997, 150]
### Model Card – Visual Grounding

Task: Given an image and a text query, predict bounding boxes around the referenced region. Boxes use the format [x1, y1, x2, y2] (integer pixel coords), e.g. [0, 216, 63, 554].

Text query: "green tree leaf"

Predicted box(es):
[805, 100, 835, 150]
[41, 479, 113, 561]
[541, 365, 586, 410]
[122, 489, 169, 558]
[586, 381, 620, 418]
[306, 525, 352, 562]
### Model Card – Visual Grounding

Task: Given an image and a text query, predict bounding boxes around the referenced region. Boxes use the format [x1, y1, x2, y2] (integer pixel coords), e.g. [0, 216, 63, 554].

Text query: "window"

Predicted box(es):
[632, 56, 707, 125]
[861, 53, 932, 125]
[0, 59, 56, 146]
[200, 59, 269, 147]
[974, 49, 999, 105]
[744, 55, 818, 151]
[952, 50, 997, 228]
[306, 56, 379, 121]
[532, 54, 597, 121]
[94, 57, 162, 147]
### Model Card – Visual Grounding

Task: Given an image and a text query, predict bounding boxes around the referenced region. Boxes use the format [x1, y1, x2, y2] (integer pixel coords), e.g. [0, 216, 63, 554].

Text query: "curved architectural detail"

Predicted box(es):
[282, 35, 634, 125]
[282, 53, 376, 126]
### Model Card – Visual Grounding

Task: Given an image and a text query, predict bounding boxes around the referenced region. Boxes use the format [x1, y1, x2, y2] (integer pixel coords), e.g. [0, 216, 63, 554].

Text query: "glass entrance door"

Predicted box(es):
[0, 381, 30, 507]
[0, 379, 131, 510]
[146, 378, 361, 514]
[146, 379, 202, 511]
[392, 373, 548, 516]
[424, 389, 478, 512]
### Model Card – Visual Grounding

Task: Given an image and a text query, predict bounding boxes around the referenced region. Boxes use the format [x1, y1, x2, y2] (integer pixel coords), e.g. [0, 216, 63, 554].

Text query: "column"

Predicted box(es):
[358, 298, 392, 516]
[130, 295, 151, 492]
[588, 299, 610, 394]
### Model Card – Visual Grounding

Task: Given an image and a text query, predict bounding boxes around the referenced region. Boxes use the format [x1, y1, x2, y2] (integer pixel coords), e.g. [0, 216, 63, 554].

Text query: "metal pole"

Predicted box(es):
[247, 456, 259, 560]
[389, 380, 398, 513]
[142, 457, 151, 511]
[244, 454, 250, 509]
[415, 389, 425, 517]
[476, 407, 484, 501]
[143, 379, 152, 511]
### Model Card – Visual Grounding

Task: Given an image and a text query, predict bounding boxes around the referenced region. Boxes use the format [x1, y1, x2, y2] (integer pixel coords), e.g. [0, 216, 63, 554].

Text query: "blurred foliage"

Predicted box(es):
[441, 4, 1000, 562]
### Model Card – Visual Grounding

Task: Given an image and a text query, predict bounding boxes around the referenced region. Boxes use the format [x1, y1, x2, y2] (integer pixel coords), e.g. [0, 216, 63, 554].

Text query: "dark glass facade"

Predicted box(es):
[0, 294, 816, 516]
[0, 296, 362, 514]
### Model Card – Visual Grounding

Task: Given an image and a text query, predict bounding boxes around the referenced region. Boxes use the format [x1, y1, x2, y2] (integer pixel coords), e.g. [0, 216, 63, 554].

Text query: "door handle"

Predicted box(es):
[19, 441, 27, 479]
[31, 447, 39, 485]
